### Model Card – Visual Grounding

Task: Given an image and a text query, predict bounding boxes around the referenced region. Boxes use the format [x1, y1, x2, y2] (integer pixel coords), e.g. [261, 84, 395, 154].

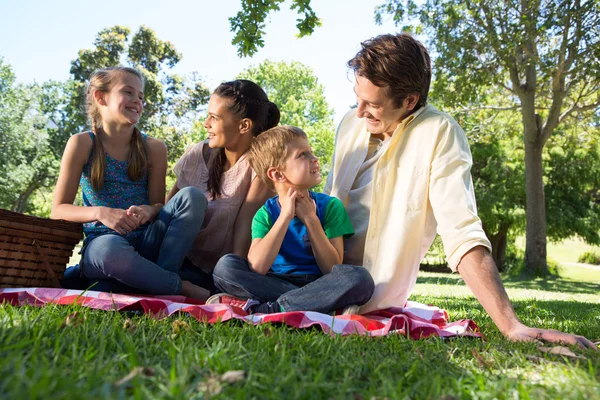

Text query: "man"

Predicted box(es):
[324, 33, 596, 348]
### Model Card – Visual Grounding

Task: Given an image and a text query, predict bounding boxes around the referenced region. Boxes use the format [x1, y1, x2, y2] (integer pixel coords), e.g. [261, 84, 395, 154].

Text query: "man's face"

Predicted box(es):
[354, 75, 414, 136]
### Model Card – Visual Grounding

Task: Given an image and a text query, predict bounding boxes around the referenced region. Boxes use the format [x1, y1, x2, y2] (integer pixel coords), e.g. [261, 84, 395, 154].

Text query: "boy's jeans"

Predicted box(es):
[82, 187, 207, 295]
[213, 254, 375, 314]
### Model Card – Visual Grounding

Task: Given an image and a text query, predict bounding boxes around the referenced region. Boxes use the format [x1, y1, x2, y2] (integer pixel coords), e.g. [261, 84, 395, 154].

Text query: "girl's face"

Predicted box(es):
[99, 72, 144, 126]
[203, 94, 245, 149]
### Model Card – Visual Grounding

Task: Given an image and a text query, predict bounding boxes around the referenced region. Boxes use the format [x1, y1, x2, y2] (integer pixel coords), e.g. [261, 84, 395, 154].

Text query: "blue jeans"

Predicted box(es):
[212, 254, 375, 313]
[81, 187, 207, 295]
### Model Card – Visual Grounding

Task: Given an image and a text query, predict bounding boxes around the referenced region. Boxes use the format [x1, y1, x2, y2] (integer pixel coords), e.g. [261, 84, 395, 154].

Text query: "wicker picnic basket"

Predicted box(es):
[0, 209, 83, 288]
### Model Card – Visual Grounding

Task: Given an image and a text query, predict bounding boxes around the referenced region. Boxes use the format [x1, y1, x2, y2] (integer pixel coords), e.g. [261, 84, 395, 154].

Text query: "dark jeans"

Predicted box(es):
[62, 258, 216, 295]
[212, 254, 375, 314]
[81, 187, 207, 295]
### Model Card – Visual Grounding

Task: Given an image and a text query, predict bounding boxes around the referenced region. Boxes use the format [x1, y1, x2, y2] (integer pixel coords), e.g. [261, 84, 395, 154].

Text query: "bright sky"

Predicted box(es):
[0, 0, 401, 124]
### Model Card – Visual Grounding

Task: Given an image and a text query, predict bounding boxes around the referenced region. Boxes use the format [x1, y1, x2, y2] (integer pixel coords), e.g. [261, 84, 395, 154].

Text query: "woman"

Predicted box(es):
[168, 80, 281, 291]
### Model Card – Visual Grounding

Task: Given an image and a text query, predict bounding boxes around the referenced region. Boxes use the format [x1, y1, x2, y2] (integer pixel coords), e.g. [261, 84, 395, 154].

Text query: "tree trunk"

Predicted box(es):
[523, 128, 548, 276]
[483, 226, 508, 272]
[12, 181, 40, 214]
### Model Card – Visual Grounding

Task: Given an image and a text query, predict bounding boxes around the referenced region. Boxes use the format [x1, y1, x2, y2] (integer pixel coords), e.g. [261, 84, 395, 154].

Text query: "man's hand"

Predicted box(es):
[458, 246, 598, 351]
[505, 322, 598, 349]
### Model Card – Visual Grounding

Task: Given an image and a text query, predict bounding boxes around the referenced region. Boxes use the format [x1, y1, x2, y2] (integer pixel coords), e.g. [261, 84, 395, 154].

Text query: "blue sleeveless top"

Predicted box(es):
[80, 131, 149, 241]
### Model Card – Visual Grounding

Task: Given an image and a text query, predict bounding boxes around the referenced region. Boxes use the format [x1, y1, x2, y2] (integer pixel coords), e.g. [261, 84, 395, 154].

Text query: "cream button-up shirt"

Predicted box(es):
[324, 105, 491, 313]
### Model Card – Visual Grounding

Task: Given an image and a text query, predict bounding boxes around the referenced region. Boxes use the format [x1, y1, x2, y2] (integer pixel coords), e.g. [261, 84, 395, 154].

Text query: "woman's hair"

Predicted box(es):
[86, 66, 147, 191]
[248, 125, 306, 190]
[207, 79, 281, 198]
[348, 33, 431, 109]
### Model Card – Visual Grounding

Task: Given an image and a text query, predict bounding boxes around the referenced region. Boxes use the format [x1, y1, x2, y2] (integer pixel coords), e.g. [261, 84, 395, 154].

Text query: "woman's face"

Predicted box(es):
[203, 94, 243, 149]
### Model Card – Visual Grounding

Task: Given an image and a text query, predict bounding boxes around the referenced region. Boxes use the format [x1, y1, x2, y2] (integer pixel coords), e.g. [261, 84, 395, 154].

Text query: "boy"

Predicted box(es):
[207, 126, 374, 314]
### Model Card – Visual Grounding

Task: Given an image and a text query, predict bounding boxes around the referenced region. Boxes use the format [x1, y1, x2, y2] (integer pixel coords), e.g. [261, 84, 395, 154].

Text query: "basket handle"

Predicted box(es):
[32, 240, 62, 288]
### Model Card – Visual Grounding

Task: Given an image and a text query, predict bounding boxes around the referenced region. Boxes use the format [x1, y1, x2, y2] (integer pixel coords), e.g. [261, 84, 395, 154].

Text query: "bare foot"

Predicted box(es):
[181, 280, 210, 301]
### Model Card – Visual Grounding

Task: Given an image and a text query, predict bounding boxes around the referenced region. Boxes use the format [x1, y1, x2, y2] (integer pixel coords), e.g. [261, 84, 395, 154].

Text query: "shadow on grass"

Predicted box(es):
[416, 274, 600, 295]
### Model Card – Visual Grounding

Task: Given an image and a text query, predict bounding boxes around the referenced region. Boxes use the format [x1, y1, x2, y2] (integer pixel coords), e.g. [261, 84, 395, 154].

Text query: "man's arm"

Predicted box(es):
[458, 246, 597, 349]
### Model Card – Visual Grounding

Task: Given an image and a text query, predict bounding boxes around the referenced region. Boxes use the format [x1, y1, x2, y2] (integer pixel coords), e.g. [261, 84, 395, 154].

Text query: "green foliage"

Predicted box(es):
[376, 0, 600, 273]
[578, 250, 600, 265]
[1, 27, 209, 215]
[545, 131, 600, 244]
[0, 59, 59, 213]
[229, 0, 321, 57]
[376, 0, 600, 114]
[66, 25, 209, 136]
[237, 60, 335, 188]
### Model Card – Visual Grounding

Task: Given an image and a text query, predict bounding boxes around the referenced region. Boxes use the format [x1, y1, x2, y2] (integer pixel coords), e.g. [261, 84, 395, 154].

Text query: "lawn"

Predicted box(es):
[1, 270, 599, 399]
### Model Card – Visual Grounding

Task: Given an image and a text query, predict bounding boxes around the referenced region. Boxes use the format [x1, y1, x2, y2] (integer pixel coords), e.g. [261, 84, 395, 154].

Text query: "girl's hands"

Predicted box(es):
[279, 188, 298, 221]
[98, 207, 140, 235]
[127, 205, 159, 225]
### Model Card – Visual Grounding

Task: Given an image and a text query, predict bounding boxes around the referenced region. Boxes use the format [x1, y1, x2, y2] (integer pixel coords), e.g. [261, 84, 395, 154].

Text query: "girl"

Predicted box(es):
[168, 80, 280, 290]
[52, 66, 209, 299]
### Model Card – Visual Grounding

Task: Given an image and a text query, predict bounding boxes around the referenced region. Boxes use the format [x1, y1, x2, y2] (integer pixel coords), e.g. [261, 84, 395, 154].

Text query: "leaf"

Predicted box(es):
[197, 374, 222, 396]
[172, 320, 191, 335]
[61, 312, 85, 328]
[122, 318, 136, 332]
[471, 348, 492, 368]
[539, 346, 586, 359]
[113, 367, 155, 387]
[221, 370, 245, 383]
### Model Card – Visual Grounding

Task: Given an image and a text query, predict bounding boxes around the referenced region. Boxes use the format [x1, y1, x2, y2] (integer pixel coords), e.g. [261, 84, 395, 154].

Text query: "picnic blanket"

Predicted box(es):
[0, 288, 482, 339]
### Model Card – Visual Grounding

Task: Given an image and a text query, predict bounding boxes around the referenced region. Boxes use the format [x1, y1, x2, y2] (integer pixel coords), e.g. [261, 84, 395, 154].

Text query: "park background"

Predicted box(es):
[0, 1, 599, 398]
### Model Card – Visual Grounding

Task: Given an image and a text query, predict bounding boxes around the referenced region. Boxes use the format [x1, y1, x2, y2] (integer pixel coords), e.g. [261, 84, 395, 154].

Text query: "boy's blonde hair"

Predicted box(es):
[248, 125, 307, 189]
[86, 66, 147, 191]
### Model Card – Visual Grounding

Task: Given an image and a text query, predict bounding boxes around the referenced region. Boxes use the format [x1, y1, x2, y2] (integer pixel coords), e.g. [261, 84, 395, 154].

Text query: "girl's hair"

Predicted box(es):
[86, 66, 147, 191]
[207, 79, 281, 198]
[248, 126, 307, 190]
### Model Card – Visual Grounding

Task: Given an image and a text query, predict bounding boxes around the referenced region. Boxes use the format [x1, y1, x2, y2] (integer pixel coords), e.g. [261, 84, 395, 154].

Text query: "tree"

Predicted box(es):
[0, 59, 58, 213]
[229, 2, 600, 275]
[237, 60, 335, 185]
[373, 0, 600, 275]
[65, 25, 209, 149]
[229, 0, 321, 57]
[2, 26, 209, 215]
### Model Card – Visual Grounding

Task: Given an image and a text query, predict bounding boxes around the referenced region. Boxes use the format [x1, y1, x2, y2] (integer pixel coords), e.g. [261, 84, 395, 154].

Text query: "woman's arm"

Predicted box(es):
[166, 182, 181, 203]
[232, 178, 274, 258]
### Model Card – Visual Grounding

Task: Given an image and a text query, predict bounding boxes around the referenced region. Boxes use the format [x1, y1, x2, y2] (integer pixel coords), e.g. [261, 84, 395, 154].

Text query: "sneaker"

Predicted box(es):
[341, 305, 360, 315]
[205, 293, 258, 312]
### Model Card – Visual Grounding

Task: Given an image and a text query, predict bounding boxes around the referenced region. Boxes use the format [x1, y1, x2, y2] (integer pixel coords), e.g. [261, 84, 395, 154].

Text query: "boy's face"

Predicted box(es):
[279, 137, 322, 190]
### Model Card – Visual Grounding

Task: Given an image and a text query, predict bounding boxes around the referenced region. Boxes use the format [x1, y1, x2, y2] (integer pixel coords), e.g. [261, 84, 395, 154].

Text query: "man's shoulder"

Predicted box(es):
[413, 104, 462, 130]
[338, 109, 365, 134]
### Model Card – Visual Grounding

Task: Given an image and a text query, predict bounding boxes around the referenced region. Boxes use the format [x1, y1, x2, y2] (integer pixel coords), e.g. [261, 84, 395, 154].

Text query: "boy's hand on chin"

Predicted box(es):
[279, 188, 298, 221]
[294, 194, 316, 223]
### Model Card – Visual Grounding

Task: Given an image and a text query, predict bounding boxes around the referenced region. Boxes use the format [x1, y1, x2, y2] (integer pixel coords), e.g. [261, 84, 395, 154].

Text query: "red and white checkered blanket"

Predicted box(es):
[0, 288, 482, 339]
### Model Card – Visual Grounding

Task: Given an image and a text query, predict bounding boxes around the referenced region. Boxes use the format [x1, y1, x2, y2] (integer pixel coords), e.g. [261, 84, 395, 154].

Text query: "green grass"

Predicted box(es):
[1, 272, 599, 399]
[514, 236, 600, 265]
